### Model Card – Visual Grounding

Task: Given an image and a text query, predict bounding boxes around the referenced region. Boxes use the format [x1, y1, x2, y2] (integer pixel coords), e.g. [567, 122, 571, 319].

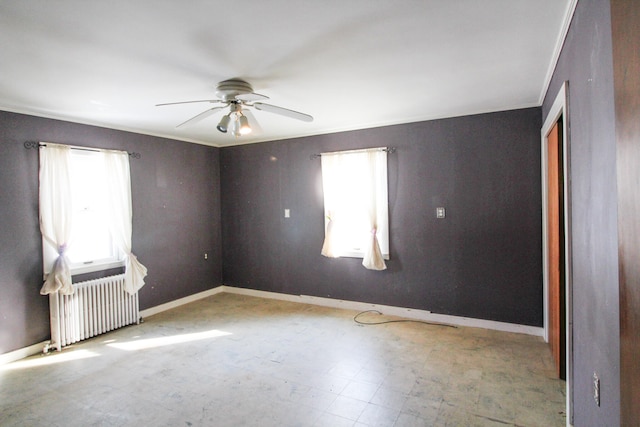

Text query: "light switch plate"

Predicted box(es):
[284, 209, 290, 218]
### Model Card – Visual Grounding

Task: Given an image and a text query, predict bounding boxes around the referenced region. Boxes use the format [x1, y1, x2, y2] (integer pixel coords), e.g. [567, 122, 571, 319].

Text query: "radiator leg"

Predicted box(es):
[49, 294, 62, 352]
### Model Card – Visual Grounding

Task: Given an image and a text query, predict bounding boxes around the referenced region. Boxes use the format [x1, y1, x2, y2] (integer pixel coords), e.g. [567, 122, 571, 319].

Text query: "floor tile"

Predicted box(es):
[0, 293, 565, 427]
[357, 402, 400, 427]
[326, 395, 369, 420]
[341, 380, 380, 402]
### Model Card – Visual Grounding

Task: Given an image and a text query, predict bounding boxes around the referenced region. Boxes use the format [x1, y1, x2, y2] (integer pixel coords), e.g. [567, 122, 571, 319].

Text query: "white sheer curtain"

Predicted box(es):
[39, 144, 74, 295]
[103, 151, 148, 294]
[320, 153, 343, 258]
[320, 148, 388, 270]
[362, 150, 387, 270]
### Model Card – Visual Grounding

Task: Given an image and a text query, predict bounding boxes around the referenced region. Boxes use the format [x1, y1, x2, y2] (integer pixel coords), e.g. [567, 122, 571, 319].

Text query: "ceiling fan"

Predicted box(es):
[156, 79, 313, 137]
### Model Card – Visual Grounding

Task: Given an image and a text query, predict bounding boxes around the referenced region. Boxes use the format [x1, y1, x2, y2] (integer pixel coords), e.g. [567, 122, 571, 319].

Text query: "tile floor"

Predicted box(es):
[0, 293, 566, 426]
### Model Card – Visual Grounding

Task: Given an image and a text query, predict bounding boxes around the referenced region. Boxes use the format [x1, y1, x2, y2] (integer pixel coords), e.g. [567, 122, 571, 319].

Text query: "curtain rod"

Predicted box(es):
[309, 146, 395, 160]
[24, 141, 141, 159]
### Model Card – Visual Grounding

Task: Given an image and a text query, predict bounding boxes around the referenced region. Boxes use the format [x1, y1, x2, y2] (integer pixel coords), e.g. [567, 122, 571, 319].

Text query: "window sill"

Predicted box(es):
[70, 259, 125, 276]
[338, 251, 390, 260]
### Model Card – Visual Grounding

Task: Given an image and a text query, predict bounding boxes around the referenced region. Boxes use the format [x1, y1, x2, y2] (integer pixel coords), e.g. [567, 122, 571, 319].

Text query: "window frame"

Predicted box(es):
[41, 149, 125, 276]
[320, 147, 390, 260]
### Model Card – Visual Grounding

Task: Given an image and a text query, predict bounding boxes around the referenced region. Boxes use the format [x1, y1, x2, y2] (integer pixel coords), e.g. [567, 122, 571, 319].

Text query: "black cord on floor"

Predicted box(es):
[353, 310, 457, 328]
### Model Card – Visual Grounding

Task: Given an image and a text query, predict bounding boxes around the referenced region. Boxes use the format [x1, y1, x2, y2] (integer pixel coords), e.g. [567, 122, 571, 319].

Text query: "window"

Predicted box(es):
[42, 150, 123, 275]
[320, 147, 389, 270]
[39, 143, 147, 295]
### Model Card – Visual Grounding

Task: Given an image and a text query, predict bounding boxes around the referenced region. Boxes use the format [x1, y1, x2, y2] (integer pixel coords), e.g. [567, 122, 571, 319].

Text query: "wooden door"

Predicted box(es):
[547, 121, 566, 380]
[611, 0, 640, 423]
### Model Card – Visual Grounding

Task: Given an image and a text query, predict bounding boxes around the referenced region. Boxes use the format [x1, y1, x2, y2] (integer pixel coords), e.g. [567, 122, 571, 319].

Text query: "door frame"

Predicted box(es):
[541, 81, 573, 425]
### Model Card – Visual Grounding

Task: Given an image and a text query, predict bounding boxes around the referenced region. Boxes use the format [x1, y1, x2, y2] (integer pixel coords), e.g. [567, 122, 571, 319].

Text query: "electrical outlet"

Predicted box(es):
[593, 372, 600, 407]
[204, 253, 208, 260]
[436, 207, 446, 219]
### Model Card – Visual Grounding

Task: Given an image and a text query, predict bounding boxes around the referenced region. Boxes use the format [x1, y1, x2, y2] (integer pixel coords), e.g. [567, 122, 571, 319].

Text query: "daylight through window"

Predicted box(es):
[320, 147, 389, 270]
[39, 143, 147, 296]
[66, 150, 120, 267]
[41, 149, 122, 275]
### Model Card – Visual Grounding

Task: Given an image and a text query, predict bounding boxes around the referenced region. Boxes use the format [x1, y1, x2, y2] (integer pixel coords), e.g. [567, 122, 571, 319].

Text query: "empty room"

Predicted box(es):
[1, 1, 638, 426]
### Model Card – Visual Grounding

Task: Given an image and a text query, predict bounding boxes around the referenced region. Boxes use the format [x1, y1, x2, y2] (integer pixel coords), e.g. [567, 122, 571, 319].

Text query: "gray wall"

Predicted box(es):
[542, 0, 621, 424]
[221, 108, 543, 326]
[0, 111, 223, 354]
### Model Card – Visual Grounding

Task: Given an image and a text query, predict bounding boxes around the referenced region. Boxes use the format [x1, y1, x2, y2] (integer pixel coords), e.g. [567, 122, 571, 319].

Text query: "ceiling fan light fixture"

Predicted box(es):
[216, 114, 231, 133]
[158, 79, 312, 137]
[230, 116, 241, 137]
[238, 114, 252, 135]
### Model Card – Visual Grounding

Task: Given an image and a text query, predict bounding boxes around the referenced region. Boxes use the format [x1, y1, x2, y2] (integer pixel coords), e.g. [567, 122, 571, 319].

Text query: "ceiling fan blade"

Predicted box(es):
[253, 102, 313, 122]
[156, 99, 223, 107]
[176, 106, 226, 128]
[242, 109, 263, 134]
[236, 92, 269, 102]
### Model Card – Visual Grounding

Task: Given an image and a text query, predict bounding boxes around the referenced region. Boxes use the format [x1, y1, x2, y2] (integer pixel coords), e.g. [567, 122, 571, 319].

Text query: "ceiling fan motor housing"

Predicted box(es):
[215, 79, 254, 101]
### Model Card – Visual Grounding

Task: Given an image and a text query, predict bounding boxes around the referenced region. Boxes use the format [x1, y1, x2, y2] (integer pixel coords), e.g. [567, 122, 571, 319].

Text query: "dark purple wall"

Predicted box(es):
[0, 111, 223, 354]
[221, 108, 543, 326]
[542, 0, 620, 424]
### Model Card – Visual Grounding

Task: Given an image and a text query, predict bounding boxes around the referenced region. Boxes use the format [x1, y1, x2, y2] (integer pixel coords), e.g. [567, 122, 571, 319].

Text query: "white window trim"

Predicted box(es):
[336, 250, 390, 261]
[69, 259, 126, 276]
[320, 147, 390, 262]
[40, 147, 125, 277]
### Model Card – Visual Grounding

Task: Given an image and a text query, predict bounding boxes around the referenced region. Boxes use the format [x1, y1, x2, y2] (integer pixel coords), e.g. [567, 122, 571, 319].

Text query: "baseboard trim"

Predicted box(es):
[3, 285, 543, 365]
[139, 287, 225, 319]
[2, 287, 227, 365]
[0, 341, 49, 366]
[219, 286, 544, 337]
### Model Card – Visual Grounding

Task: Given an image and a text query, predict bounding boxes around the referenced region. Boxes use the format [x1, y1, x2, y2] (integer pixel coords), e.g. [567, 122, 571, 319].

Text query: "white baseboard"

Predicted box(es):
[139, 287, 225, 319]
[219, 286, 544, 337]
[0, 341, 49, 366]
[1, 287, 227, 365]
[2, 285, 543, 365]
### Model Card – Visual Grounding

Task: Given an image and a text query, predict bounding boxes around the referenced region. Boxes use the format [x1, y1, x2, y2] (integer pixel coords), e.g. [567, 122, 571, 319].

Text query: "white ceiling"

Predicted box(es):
[0, 1, 574, 147]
